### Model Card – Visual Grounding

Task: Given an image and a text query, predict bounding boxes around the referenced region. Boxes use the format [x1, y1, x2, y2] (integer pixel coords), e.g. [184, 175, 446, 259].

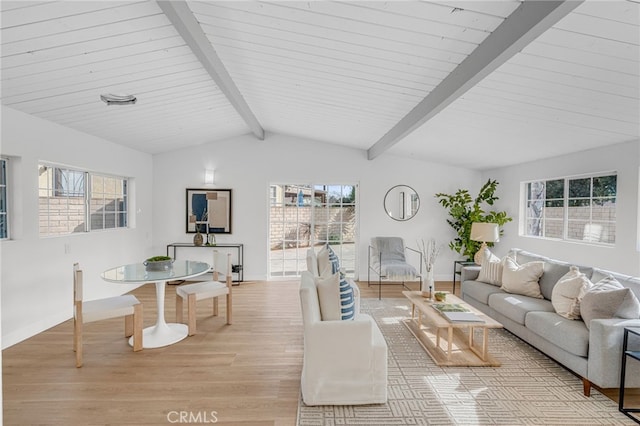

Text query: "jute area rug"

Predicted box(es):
[297, 298, 636, 425]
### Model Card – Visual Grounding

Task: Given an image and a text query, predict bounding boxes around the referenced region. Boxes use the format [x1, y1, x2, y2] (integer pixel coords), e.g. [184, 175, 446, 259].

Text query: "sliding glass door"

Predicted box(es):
[269, 184, 357, 278]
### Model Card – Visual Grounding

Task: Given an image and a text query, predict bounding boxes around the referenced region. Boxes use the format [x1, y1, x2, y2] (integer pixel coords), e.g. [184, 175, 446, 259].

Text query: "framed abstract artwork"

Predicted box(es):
[186, 188, 232, 234]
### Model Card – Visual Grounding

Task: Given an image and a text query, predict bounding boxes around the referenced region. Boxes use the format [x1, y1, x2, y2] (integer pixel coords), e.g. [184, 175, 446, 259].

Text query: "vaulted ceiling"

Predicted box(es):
[1, 1, 638, 170]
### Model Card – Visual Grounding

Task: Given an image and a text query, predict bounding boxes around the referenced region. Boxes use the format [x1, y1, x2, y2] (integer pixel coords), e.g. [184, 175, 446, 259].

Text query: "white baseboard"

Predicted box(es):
[2, 311, 71, 350]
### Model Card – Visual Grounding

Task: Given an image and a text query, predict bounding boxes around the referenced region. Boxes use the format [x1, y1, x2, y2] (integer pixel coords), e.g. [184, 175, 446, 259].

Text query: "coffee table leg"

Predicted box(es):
[482, 328, 489, 361]
[447, 326, 453, 360]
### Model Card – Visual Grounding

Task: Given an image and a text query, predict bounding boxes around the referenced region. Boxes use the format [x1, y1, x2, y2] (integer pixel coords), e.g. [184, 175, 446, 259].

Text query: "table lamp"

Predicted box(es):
[470, 222, 500, 264]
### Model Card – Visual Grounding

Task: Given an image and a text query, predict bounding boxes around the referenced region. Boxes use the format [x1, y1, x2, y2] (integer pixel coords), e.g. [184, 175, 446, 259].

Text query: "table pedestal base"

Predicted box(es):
[129, 323, 188, 349]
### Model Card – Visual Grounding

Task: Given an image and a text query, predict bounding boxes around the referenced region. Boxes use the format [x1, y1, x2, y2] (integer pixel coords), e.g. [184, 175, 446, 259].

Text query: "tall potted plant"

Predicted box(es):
[435, 179, 512, 261]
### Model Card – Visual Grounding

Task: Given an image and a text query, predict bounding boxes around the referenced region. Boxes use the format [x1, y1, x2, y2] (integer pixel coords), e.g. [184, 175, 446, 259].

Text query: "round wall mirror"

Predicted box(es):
[384, 185, 420, 221]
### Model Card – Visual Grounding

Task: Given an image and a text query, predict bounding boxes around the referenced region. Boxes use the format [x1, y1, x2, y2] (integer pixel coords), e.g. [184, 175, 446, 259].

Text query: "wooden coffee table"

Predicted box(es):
[402, 291, 503, 367]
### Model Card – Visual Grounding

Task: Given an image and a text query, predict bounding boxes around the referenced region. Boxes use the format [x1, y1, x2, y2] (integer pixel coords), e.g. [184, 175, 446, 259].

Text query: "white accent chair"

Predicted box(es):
[299, 271, 387, 405]
[73, 263, 143, 368]
[176, 251, 232, 335]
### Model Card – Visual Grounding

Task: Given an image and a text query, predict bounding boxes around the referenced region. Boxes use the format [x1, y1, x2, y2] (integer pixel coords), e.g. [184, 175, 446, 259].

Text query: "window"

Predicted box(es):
[525, 179, 564, 239]
[269, 183, 357, 278]
[0, 158, 8, 240]
[55, 168, 84, 197]
[90, 174, 128, 231]
[39, 163, 128, 237]
[524, 173, 616, 244]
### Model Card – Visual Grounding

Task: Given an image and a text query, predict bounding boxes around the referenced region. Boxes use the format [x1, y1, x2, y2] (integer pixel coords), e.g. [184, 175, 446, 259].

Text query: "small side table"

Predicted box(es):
[452, 260, 477, 295]
[619, 326, 640, 424]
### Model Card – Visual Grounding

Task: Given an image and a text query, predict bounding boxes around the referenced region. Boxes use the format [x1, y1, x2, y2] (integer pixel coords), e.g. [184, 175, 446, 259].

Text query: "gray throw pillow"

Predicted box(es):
[580, 276, 640, 329]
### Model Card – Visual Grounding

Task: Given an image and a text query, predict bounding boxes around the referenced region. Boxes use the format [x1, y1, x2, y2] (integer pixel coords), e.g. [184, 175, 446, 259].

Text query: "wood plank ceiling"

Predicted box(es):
[392, 0, 640, 169]
[1, 1, 638, 170]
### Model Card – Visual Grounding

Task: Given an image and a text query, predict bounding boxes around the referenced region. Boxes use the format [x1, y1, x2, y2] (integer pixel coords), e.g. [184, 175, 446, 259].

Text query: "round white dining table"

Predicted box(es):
[101, 260, 210, 349]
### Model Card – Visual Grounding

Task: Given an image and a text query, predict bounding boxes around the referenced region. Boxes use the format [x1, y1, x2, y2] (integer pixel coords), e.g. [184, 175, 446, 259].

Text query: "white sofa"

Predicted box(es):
[299, 269, 387, 405]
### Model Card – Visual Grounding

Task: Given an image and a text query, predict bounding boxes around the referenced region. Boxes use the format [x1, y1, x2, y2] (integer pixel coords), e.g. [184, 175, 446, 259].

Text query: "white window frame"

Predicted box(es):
[39, 163, 129, 237]
[89, 173, 129, 231]
[268, 183, 358, 279]
[522, 172, 617, 245]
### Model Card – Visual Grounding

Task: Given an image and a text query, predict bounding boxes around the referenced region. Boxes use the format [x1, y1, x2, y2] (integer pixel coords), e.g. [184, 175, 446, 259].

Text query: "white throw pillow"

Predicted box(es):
[477, 249, 503, 286]
[551, 266, 590, 319]
[315, 273, 341, 321]
[306, 249, 319, 277]
[501, 256, 544, 299]
[316, 246, 333, 278]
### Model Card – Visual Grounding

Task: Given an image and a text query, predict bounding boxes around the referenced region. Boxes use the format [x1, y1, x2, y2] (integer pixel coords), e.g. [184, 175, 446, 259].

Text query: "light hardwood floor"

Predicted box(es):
[3, 280, 637, 425]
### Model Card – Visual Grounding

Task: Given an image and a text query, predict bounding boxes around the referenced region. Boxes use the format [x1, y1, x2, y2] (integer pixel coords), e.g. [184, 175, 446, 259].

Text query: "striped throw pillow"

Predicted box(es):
[339, 276, 355, 320]
[477, 249, 503, 286]
[327, 245, 340, 275]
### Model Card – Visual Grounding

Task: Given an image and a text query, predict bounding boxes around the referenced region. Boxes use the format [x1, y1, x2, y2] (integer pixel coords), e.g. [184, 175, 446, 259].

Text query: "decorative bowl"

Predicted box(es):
[143, 257, 174, 271]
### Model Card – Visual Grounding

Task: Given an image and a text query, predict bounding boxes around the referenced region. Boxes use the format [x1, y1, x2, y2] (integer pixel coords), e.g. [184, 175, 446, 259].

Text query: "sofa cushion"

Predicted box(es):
[525, 311, 589, 357]
[580, 276, 640, 329]
[462, 280, 505, 305]
[515, 249, 592, 299]
[501, 256, 544, 299]
[514, 249, 547, 265]
[477, 250, 503, 286]
[539, 260, 574, 301]
[551, 266, 590, 320]
[488, 292, 554, 325]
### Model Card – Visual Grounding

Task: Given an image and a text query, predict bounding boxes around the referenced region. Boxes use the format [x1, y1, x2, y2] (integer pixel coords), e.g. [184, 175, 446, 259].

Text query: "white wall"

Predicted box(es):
[4, 105, 637, 352]
[151, 132, 481, 282]
[0, 106, 154, 348]
[483, 140, 640, 277]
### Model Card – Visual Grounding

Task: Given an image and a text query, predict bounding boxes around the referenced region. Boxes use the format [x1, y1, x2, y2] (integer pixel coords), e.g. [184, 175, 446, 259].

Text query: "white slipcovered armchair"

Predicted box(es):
[306, 247, 361, 317]
[299, 271, 387, 405]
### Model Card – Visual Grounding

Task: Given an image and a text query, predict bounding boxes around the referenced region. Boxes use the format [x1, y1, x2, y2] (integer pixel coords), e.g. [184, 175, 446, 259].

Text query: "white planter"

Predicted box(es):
[421, 270, 434, 298]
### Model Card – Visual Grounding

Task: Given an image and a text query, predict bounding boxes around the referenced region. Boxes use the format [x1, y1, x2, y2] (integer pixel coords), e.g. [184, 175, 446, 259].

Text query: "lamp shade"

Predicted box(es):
[470, 222, 500, 243]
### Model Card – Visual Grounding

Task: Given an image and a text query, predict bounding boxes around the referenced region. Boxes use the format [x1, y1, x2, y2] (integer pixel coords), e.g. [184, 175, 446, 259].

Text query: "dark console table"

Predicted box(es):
[167, 243, 244, 283]
[619, 326, 640, 424]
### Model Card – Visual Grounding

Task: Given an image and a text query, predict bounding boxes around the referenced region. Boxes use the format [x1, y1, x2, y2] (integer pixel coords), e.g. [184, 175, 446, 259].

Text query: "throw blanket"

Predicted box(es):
[371, 237, 418, 280]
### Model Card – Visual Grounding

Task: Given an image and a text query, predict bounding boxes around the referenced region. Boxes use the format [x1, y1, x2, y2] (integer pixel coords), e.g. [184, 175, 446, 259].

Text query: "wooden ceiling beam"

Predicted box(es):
[158, 0, 265, 140]
[367, 0, 584, 160]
